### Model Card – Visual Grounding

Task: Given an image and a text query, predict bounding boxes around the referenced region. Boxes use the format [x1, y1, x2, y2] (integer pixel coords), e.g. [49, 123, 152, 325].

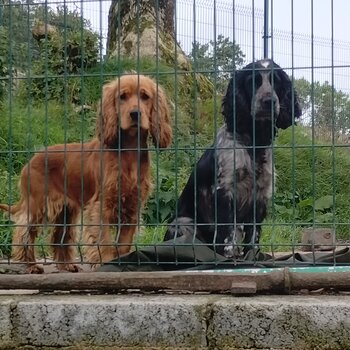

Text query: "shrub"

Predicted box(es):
[273, 126, 350, 237]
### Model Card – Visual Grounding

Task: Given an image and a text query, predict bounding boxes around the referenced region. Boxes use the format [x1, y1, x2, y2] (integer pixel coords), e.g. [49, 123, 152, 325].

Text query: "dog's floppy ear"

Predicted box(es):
[151, 84, 172, 148]
[96, 81, 118, 147]
[222, 69, 251, 133]
[275, 69, 302, 129]
[222, 78, 234, 128]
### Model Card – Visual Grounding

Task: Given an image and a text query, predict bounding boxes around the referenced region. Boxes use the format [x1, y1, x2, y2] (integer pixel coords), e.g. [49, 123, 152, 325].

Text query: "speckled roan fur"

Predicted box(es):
[164, 59, 302, 258]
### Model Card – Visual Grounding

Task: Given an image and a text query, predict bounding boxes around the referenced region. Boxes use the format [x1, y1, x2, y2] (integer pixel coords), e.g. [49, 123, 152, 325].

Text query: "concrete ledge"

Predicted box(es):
[1, 294, 350, 349]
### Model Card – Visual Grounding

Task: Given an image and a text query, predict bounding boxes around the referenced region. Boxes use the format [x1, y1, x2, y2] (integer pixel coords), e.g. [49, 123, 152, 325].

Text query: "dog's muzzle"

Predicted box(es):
[130, 109, 141, 126]
[254, 94, 280, 119]
[261, 95, 277, 111]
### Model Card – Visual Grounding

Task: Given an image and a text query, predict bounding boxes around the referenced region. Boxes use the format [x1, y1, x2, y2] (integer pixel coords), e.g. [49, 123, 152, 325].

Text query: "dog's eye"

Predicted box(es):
[270, 73, 281, 87]
[246, 74, 262, 89]
[254, 74, 262, 87]
[140, 92, 150, 101]
[120, 93, 127, 101]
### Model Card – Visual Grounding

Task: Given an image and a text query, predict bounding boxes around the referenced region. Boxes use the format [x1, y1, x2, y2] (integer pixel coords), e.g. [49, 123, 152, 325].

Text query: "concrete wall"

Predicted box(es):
[1, 294, 350, 349]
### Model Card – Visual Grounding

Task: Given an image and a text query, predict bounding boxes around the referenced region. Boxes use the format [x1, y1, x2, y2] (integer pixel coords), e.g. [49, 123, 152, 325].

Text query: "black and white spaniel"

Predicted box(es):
[164, 59, 302, 258]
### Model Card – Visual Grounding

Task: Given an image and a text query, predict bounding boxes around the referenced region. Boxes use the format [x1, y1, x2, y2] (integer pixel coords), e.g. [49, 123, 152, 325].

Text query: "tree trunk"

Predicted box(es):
[107, 0, 189, 69]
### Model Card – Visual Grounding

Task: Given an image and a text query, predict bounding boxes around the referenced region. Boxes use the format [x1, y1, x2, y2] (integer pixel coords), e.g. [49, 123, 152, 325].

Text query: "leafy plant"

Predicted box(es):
[10, 5, 100, 103]
[273, 191, 334, 224]
[274, 126, 350, 237]
[189, 34, 245, 92]
[143, 150, 196, 225]
[0, 26, 15, 100]
[295, 78, 350, 136]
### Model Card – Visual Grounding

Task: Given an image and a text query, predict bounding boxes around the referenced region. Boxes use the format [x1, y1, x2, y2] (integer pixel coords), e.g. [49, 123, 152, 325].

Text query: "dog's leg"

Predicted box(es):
[164, 216, 196, 241]
[84, 225, 117, 265]
[82, 201, 117, 266]
[117, 221, 137, 256]
[242, 225, 261, 257]
[12, 221, 44, 274]
[223, 225, 245, 258]
[51, 206, 81, 272]
[242, 204, 267, 256]
[214, 189, 236, 256]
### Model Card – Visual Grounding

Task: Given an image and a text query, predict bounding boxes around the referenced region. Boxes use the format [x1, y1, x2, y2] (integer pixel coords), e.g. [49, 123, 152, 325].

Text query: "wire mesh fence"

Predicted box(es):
[0, 0, 349, 280]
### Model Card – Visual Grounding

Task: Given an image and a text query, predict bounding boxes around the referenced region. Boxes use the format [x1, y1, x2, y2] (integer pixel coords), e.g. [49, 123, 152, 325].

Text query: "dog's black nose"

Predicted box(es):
[262, 95, 277, 109]
[130, 110, 141, 122]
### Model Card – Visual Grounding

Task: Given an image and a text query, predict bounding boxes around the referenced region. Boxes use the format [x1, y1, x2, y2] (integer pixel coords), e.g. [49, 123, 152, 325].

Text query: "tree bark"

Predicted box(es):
[107, 0, 190, 69]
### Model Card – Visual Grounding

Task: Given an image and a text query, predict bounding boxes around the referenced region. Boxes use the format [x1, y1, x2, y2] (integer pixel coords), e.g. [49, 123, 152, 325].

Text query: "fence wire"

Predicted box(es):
[0, 0, 349, 276]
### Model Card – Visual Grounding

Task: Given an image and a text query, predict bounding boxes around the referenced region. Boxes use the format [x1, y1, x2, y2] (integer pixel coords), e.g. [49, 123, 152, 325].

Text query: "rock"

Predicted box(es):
[301, 227, 336, 251]
[32, 21, 58, 41]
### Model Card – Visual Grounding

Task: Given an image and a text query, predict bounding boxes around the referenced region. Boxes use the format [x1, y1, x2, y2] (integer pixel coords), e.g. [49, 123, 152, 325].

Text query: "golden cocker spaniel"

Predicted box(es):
[0, 74, 172, 273]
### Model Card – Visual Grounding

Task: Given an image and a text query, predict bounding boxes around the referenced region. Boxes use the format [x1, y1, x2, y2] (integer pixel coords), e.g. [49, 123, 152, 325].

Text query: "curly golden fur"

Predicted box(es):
[0, 75, 172, 273]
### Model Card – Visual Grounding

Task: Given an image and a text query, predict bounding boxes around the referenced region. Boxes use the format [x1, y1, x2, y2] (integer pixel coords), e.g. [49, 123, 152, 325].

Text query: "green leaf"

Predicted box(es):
[315, 212, 334, 223]
[314, 195, 334, 211]
[297, 198, 313, 208]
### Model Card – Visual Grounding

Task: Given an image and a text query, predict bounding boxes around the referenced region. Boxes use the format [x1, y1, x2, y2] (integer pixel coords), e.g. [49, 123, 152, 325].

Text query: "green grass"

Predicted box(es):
[135, 221, 304, 253]
[260, 219, 303, 253]
[0, 101, 95, 172]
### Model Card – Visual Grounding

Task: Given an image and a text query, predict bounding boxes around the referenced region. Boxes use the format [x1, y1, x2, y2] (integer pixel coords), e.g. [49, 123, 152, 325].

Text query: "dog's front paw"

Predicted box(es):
[26, 263, 44, 274]
[223, 227, 245, 259]
[223, 239, 242, 258]
[164, 217, 195, 241]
